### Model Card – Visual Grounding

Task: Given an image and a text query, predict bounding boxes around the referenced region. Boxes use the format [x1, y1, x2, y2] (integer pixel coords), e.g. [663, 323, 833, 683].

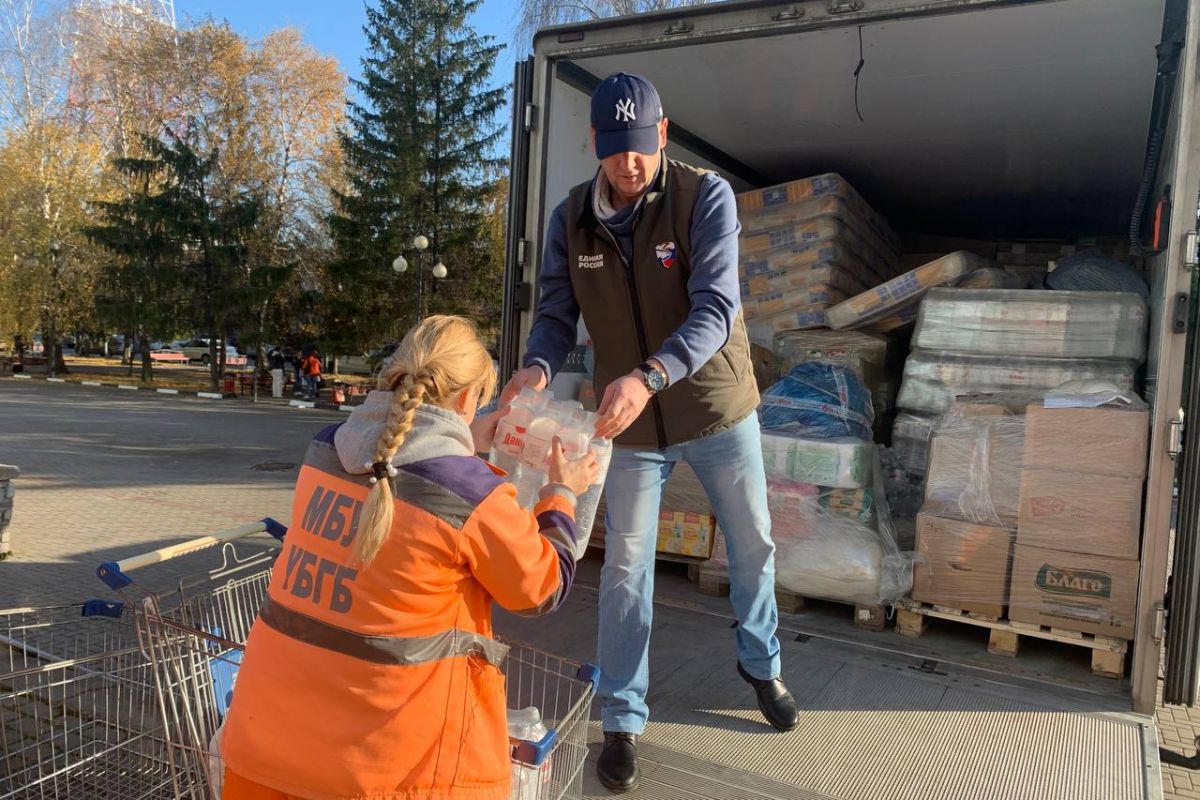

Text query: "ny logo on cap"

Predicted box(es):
[615, 98, 636, 123]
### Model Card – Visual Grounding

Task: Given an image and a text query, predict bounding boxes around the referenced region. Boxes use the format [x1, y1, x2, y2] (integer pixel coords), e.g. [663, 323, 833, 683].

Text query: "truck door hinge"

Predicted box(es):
[523, 103, 537, 134]
[663, 20, 694, 35]
[1169, 410, 1185, 460]
[829, 0, 865, 14]
[1153, 601, 1167, 644]
[1185, 230, 1198, 271]
[771, 5, 805, 21]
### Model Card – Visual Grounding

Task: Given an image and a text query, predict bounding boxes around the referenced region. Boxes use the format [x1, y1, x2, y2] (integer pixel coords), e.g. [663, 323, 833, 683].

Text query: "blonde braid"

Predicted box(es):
[349, 315, 498, 567]
[352, 373, 433, 565]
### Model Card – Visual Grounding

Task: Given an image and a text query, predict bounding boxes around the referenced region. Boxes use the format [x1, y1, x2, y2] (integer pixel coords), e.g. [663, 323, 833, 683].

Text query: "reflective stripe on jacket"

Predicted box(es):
[221, 420, 578, 800]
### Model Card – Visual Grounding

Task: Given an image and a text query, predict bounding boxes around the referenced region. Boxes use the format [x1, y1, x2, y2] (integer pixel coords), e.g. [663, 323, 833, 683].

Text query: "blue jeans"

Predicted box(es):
[597, 413, 781, 734]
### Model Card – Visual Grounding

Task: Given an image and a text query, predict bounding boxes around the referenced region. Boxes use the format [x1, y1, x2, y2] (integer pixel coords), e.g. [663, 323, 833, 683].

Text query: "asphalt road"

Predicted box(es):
[0, 379, 343, 606]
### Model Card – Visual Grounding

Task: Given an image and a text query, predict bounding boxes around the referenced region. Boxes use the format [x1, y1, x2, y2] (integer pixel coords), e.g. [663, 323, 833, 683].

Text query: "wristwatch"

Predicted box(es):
[638, 362, 668, 395]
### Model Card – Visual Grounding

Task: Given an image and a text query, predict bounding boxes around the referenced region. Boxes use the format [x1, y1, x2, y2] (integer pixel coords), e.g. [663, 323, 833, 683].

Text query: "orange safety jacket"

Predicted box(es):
[221, 415, 579, 800]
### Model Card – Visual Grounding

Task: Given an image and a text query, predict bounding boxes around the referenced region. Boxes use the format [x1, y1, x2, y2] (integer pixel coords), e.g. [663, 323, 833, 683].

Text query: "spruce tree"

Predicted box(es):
[88, 132, 261, 390]
[328, 0, 506, 353]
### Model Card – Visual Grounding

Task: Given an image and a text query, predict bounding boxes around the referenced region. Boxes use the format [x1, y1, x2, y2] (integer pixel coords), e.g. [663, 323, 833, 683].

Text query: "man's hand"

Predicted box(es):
[595, 372, 651, 440]
[470, 409, 505, 455]
[500, 365, 547, 407]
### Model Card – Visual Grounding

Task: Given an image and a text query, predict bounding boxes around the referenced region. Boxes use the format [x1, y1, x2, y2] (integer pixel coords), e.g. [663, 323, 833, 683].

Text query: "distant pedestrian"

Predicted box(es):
[287, 350, 302, 396]
[268, 349, 286, 399]
[300, 349, 322, 400]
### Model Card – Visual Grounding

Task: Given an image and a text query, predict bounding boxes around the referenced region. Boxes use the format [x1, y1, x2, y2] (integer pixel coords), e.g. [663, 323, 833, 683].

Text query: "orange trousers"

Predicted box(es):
[221, 767, 305, 800]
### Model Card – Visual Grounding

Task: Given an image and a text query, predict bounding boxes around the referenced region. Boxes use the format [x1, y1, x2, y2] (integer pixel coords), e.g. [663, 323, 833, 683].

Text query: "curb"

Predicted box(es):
[2, 373, 356, 413]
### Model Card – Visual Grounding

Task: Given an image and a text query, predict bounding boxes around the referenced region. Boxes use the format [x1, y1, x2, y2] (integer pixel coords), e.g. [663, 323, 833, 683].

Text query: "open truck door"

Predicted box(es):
[1148, 0, 1200, 716]
[499, 57, 536, 386]
[1161, 34, 1200, 705]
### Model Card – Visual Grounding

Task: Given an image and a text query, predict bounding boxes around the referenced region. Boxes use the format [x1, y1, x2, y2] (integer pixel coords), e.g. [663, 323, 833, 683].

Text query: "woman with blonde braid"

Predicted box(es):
[220, 315, 599, 800]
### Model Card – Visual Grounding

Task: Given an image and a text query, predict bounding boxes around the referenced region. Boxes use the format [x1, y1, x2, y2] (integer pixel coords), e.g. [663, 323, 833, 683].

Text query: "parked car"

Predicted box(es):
[171, 338, 246, 366]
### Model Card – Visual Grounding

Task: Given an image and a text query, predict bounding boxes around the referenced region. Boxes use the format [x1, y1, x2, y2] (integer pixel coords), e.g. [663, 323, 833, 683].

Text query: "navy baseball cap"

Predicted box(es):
[591, 73, 664, 160]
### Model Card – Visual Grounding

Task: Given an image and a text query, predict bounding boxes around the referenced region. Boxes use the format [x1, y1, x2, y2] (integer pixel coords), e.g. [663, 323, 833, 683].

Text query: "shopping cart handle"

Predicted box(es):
[577, 662, 601, 690]
[97, 517, 287, 590]
[513, 729, 558, 767]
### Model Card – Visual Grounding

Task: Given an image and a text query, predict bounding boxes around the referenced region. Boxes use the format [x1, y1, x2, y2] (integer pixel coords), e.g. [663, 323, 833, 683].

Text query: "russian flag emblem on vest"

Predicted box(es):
[655, 241, 676, 269]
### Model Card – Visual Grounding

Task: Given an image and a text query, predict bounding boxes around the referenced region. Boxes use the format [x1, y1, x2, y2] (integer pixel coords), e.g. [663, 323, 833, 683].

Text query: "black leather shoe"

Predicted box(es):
[738, 662, 799, 732]
[597, 731, 639, 793]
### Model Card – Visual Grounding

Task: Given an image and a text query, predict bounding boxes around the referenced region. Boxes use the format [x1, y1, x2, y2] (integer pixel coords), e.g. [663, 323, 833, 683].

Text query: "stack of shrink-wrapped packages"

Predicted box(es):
[735, 174, 901, 347]
[890, 289, 1146, 478]
[910, 396, 1025, 619]
[909, 390, 1149, 639]
[750, 361, 911, 606]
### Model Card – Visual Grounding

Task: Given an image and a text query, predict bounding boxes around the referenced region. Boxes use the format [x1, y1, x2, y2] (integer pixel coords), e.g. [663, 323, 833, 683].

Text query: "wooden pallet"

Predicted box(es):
[688, 564, 887, 631]
[895, 600, 1128, 679]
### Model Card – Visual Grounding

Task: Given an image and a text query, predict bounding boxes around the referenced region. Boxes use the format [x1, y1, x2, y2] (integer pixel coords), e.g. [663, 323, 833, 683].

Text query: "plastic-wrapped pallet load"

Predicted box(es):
[912, 289, 1147, 361]
[756, 364, 911, 606]
[826, 251, 992, 331]
[895, 350, 1137, 416]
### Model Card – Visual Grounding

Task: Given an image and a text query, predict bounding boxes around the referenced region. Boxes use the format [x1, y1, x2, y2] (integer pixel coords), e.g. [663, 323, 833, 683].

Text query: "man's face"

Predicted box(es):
[594, 119, 669, 201]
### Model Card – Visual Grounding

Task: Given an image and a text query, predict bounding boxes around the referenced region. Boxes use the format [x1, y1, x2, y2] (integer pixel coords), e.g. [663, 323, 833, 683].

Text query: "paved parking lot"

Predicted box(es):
[3, 377, 1200, 797]
[0, 379, 342, 606]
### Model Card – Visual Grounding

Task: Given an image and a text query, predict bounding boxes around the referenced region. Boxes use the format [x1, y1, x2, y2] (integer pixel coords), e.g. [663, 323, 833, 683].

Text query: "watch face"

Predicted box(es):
[645, 367, 666, 392]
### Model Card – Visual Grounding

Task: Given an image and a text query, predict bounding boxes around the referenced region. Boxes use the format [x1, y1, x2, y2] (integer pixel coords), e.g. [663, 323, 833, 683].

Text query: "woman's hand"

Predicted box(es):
[470, 409, 505, 454]
[548, 438, 600, 496]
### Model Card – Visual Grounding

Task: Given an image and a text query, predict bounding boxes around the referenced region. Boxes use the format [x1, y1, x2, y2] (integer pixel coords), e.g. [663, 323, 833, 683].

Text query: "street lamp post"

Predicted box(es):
[47, 242, 61, 379]
[392, 234, 448, 324]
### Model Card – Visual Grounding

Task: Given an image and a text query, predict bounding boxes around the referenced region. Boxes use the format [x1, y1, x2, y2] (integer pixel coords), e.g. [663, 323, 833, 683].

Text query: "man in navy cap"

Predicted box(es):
[502, 73, 796, 791]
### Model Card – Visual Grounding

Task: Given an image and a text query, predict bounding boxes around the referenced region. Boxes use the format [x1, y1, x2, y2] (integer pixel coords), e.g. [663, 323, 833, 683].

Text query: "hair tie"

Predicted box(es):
[367, 459, 398, 485]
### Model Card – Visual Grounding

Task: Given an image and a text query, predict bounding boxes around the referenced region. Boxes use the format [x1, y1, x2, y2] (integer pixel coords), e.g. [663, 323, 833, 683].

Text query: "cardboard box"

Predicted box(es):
[1023, 403, 1149, 480]
[912, 513, 1014, 618]
[1017, 468, 1142, 559]
[924, 399, 1025, 525]
[656, 511, 716, 559]
[1008, 544, 1139, 639]
[591, 463, 715, 556]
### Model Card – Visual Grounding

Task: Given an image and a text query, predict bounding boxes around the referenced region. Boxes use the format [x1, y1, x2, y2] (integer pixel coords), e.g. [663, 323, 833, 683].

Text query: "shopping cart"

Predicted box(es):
[0, 601, 169, 800]
[92, 518, 599, 800]
[504, 642, 599, 800]
[95, 518, 286, 800]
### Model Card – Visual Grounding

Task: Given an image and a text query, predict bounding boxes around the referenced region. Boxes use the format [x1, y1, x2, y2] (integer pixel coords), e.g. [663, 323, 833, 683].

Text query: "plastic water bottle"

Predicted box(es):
[506, 707, 549, 800]
[491, 389, 542, 490]
[573, 435, 613, 543]
[516, 407, 560, 507]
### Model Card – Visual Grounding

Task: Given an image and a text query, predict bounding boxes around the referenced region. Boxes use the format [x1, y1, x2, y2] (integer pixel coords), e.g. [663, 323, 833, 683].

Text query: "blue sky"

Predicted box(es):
[174, 0, 524, 90]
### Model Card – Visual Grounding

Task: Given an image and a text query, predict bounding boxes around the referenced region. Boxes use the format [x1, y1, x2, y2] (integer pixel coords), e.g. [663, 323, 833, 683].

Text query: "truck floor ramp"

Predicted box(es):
[499, 590, 1159, 800]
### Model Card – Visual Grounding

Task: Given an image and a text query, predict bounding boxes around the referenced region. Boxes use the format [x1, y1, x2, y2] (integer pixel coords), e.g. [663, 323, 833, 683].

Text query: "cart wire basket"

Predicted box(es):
[96, 518, 286, 800]
[86, 519, 598, 800]
[504, 640, 599, 800]
[0, 601, 169, 800]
